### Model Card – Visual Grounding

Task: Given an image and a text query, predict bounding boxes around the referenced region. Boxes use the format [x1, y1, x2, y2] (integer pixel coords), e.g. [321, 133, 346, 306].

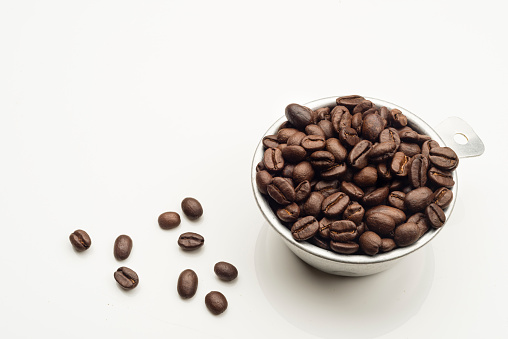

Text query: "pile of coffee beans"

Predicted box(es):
[256, 95, 458, 255]
[69, 196, 237, 315]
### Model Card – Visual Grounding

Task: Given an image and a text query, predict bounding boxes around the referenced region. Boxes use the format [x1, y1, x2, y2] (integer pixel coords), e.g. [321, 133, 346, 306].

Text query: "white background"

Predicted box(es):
[1, 1, 507, 338]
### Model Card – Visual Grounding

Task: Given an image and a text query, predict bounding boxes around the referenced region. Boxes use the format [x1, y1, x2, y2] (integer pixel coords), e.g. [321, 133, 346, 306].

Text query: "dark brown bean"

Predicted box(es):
[351, 112, 363, 134]
[309, 151, 335, 169]
[303, 192, 325, 217]
[426, 203, 446, 228]
[422, 140, 440, 158]
[329, 220, 357, 242]
[177, 269, 198, 298]
[315, 107, 331, 121]
[408, 154, 429, 188]
[263, 147, 284, 172]
[365, 205, 406, 225]
[321, 192, 350, 218]
[369, 141, 397, 162]
[291, 216, 319, 240]
[353, 100, 373, 114]
[377, 162, 393, 181]
[430, 187, 453, 209]
[293, 161, 315, 184]
[429, 147, 459, 170]
[336, 95, 366, 109]
[114, 267, 139, 290]
[394, 222, 419, 247]
[320, 162, 347, 180]
[178, 232, 204, 250]
[114, 235, 133, 261]
[69, 229, 91, 252]
[325, 138, 347, 163]
[205, 291, 228, 315]
[287, 131, 307, 146]
[348, 140, 373, 170]
[294, 180, 312, 203]
[262, 135, 279, 149]
[390, 108, 408, 128]
[340, 181, 365, 201]
[428, 167, 455, 187]
[342, 201, 365, 225]
[399, 143, 421, 157]
[318, 217, 333, 239]
[380, 238, 396, 252]
[331, 106, 350, 133]
[408, 212, 430, 238]
[285, 104, 314, 129]
[267, 177, 296, 205]
[361, 113, 384, 141]
[277, 128, 299, 143]
[359, 231, 382, 256]
[282, 145, 307, 163]
[398, 127, 420, 142]
[380, 127, 401, 150]
[388, 191, 406, 210]
[276, 203, 300, 223]
[318, 120, 335, 139]
[391, 152, 411, 177]
[339, 127, 360, 147]
[305, 124, 326, 138]
[362, 186, 389, 207]
[214, 262, 238, 282]
[158, 212, 181, 229]
[330, 241, 359, 254]
[181, 197, 203, 220]
[353, 166, 378, 187]
[404, 187, 433, 213]
[365, 213, 396, 237]
[301, 135, 326, 152]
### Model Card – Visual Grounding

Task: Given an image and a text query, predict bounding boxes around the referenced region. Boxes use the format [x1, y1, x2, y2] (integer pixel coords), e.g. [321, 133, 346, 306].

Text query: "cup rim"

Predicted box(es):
[251, 96, 458, 265]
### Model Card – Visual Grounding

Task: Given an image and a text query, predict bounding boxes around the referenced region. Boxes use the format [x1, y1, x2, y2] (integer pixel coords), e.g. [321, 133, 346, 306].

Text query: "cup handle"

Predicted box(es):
[433, 117, 485, 158]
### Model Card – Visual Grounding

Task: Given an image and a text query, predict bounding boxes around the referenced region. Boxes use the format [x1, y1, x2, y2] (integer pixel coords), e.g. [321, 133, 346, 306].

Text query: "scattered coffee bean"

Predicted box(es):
[205, 291, 228, 315]
[177, 269, 198, 299]
[69, 229, 91, 252]
[178, 232, 204, 250]
[158, 212, 181, 230]
[114, 235, 133, 261]
[114, 267, 139, 290]
[181, 197, 203, 220]
[214, 262, 238, 281]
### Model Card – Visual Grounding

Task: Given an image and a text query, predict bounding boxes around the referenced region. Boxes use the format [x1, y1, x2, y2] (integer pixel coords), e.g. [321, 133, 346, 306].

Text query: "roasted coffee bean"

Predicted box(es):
[330, 241, 359, 254]
[353, 100, 373, 114]
[293, 161, 315, 184]
[359, 231, 382, 256]
[430, 187, 453, 209]
[379, 127, 401, 150]
[422, 140, 440, 158]
[362, 113, 384, 141]
[277, 143, 288, 153]
[428, 167, 455, 187]
[362, 108, 379, 118]
[408, 154, 429, 188]
[158, 212, 181, 229]
[267, 177, 296, 205]
[399, 143, 421, 157]
[343, 202, 365, 225]
[318, 217, 333, 238]
[301, 135, 326, 152]
[291, 216, 319, 240]
[357, 222, 367, 236]
[262, 135, 279, 149]
[320, 162, 347, 180]
[305, 124, 326, 138]
[205, 291, 228, 315]
[379, 106, 390, 122]
[366, 205, 406, 225]
[178, 232, 204, 250]
[340, 181, 365, 201]
[365, 212, 396, 237]
[331, 106, 350, 132]
[377, 162, 392, 181]
[287, 131, 306, 146]
[417, 133, 432, 143]
[394, 222, 419, 247]
[369, 141, 397, 162]
[309, 151, 335, 169]
[380, 238, 396, 252]
[339, 127, 360, 147]
[114, 267, 139, 290]
[276, 203, 300, 223]
[303, 192, 325, 217]
[388, 191, 406, 210]
[256, 161, 265, 172]
[177, 269, 198, 298]
[263, 148, 284, 172]
[318, 120, 334, 139]
[351, 112, 363, 134]
[325, 138, 347, 162]
[321, 192, 350, 218]
[314, 179, 339, 192]
[309, 235, 331, 250]
[348, 140, 373, 169]
[353, 166, 378, 187]
[315, 107, 331, 121]
[294, 180, 312, 203]
[338, 110, 353, 130]
[336, 95, 365, 109]
[404, 187, 433, 213]
[277, 121, 293, 131]
[214, 262, 238, 282]
[282, 145, 307, 163]
[114, 235, 133, 261]
[426, 203, 446, 228]
[362, 186, 389, 207]
[408, 212, 430, 238]
[285, 103, 314, 129]
[390, 108, 408, 128]
[391, 152, 411, 177]
[281, 164, 295, 178]
[329, 220, 357, 242]
[283, 177, 294, 187]
[398, 127, 420, 142]
[429, 147, 459, 170]
[69, 229, 91, 252]
[277, 128, 299, 143]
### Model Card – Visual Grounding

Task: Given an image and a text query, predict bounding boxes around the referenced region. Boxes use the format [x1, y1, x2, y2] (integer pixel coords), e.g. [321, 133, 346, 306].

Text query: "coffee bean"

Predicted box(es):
[404, 187, 433, 213]
[214, 262, 238, 282]
[257, 170, 274, 195]
[340, 181, 364, 201]
[351, 112, 363, 134]
[380, 238, 396, 252]
[408, 154, 429, 188]
[380, 127, 401, 150]
[330, 241, 359, 254]
[379, 106, 390, 121]
[318, 217, 333, 239]
[158, 212, 181, 230]
[331, 106, 350, 133]
[429, 147, 459, 170]
[399, 143, 421, 157]
[294, 180, 311, 203]
[343, 201, 365, 225]
[336, 95, 365, 109]
[338, 127, 360, 148]
[321, 192, 350, 218]
[362, 113, 384, 141]
[348, 140, 373, 170]
[301, 135, 326, 152]
[263, 147, 284, 172]
[359, 231, 382, 256]
[394, 222, 419, 247]
[391, 152, 411, 177]
[293, 161, 315, 184]
[407, 212, 430, 238]
[369, 141, 397, 163]
[320, 162, 347, 180]
[318, 120, 335, 140]
[309, 235, 331, 250]
[114, 267, 139, 290]
[389, 108, 407, 128]
[256, 161, 265, 172]
[365, 213, 396, 237]
[291, 216, 319, 240]
[388, 191, 406, 210]
[325, 138, 347, 162]
[329, 220, 357, 242]
[177, 269, 198, 298]
[285, 103, 314, 129]
[286, 131, 306, 147]
[377, 162, 393, 181]
[276, 203, 300, 223]
[428, 167, 455, 187]
[315, 107, 331, 121]
[262, 135, 279, 149]
[309, 151, 335, 169]
[69, 229, 91, 252]
[178, 232, 204, 250]
[422, 140, 440, 158]
[303, 192, 325, 217]
[114, 235, 133, 261]
[430, 187, 453, 209]
[277, 128, 299, 143]
[362, 186, 389, 207]
[267, 177, 296, 205]
[305, 124, 326, 138]
[398, 127, 420, 142]
[426, 203, 446, 228]
[353, 100, 373, 114]
[282, 145, 307, 163]
[205, 291, 228, 315]
[353, 166, 378, 187]
[181, 197, 203, 220]
[366, 205, 407, 225]
[281, 164, 295, 178]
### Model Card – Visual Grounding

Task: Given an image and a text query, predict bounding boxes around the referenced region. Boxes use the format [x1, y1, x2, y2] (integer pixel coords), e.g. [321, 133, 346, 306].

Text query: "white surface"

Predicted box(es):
[0, 1, 507, 338]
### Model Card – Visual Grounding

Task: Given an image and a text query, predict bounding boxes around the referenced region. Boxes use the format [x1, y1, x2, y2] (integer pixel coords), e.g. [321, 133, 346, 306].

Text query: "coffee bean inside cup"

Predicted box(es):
[256, 95, 458, 255]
